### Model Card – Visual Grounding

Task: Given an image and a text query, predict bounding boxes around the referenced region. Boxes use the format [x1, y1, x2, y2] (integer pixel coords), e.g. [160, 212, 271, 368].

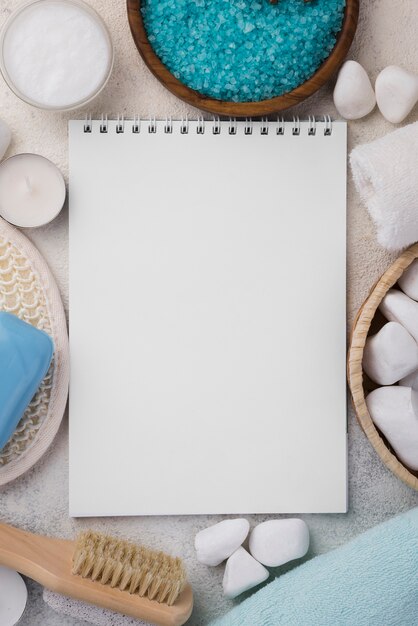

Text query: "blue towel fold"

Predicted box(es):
[210, 508, 418, 626]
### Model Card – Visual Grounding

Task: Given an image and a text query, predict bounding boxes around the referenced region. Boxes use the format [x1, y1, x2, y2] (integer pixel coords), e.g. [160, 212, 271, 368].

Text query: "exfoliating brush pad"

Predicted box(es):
[0, 312, 53, 451]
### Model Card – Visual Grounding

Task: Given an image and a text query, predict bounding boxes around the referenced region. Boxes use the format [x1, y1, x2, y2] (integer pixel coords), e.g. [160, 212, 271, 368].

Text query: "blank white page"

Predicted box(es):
[69, 118, 347, 516]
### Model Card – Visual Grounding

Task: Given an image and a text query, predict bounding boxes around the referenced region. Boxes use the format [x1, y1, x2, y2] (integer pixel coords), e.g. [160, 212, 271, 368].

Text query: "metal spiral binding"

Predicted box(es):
[197, 116, 205, 134]
[180, 116, 189, 134]
[84, 113, 92, 133]
[324, 114, 332, 136]
[100, 114, 108, 133]
[148, 116, 157, 133]
[244, 118, 253, 135]
[260, 117, 269, 135]
[292, 116, 300, 136]
[132, 115, 140, 134]
[84, 114, 333, 136]
[213, 117, 221, 135]
[276, 117, 285, 135]
[308, 115, 316, 136]
[116, 115, 124, 134]
[164, 116, 173, 134]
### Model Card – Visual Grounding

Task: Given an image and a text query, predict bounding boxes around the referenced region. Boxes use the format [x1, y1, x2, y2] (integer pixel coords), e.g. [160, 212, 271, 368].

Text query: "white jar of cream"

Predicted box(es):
[0, 0, 113, 111]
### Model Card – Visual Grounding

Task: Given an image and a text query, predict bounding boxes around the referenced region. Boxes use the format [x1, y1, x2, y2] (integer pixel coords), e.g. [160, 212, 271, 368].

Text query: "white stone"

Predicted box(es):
[366, 386, 418, 470]
[363, 322, 418, 385]
[399, 370, 418, 388]
[195, 518, 250, 566]
[333, 61, 376, 120]
[398, 260, 418, 301]
[375, 65, 418, 124]
[249, 519, 309, 567]
[379, 289, 418, 344]
[223, 547, 269, 598]
[399, 371, 418, 419]
[0, 119, 11, 162]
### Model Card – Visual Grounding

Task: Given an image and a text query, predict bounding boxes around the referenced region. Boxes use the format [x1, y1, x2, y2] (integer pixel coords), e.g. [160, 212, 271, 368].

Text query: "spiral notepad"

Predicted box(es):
[69, 116, 347, 516]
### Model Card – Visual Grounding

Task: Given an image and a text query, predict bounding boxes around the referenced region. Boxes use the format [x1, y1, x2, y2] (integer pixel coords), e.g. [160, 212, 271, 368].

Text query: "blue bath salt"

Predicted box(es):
[141, 0, 346, 102]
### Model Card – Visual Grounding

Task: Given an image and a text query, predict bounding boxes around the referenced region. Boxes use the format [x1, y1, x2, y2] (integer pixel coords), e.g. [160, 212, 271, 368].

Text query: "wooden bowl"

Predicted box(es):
[348, 244, 418, 491]
[127, 0, 359, 117]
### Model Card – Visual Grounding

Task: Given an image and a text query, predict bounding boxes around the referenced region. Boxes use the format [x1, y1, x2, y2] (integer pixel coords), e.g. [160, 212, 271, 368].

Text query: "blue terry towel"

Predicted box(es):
[210, 508, 418, 626]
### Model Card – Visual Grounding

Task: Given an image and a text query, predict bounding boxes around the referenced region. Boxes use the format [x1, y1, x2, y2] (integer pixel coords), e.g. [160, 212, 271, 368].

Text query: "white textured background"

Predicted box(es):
[0, 0, 417, 624]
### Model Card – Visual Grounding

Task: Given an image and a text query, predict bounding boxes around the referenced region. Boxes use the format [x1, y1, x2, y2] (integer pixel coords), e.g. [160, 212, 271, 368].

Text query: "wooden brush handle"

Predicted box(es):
[0, 522, 71, 578]
[0, 523, 193, 626]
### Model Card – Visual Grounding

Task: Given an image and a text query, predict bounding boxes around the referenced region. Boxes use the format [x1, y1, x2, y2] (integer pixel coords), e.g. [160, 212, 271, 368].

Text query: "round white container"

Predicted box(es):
[0, 566, 27, 626]
[0, 154, 66, 228]
[0, 0, 113, 111]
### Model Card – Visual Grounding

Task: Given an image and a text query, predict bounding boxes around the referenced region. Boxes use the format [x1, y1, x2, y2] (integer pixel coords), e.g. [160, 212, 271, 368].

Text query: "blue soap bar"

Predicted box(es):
[0, 312, 54, 451]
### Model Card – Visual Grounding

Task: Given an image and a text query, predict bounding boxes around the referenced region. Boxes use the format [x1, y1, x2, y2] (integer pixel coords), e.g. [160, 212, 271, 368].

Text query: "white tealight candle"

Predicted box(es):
[0, 154, 66, 228]
[0, 0, 113, 110]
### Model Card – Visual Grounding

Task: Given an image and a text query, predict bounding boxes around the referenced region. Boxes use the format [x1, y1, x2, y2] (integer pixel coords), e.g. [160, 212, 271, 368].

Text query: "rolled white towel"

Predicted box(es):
[350, 121, 418, 251]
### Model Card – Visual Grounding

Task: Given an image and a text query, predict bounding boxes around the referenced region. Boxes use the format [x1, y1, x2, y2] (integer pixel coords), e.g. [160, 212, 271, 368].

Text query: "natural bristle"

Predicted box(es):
[72, 531, 187, 606]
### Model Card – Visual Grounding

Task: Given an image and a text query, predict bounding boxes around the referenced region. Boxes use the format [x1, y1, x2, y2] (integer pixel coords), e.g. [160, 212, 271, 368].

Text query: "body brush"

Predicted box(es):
[0, 523, 193, 626]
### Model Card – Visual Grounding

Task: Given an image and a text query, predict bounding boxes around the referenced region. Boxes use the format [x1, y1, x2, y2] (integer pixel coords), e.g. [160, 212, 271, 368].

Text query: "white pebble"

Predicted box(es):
[366, 386, 418, 470]
[0, 119, 11, 161]
[399, 370, 418, 388]
[363, 322, 418, 385]
[333, 60, 376, 120]
[379, 289, 418, 344]
[195, 518, 249, 566]
[375, 65, 418, 124]
[249, 519, 309, 567]
[398, 260, 418, 301]
[223, 547, 269, 598]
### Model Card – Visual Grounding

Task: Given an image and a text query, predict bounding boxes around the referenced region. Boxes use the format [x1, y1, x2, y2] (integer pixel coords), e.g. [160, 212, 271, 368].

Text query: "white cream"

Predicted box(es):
[0, 0, 113, 110]
[0, 154, 66, 228]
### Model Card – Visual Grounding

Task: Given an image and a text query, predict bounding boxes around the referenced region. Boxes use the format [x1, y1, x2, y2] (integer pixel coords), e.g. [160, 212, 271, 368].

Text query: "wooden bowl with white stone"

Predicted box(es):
[348, 243, 418, 491]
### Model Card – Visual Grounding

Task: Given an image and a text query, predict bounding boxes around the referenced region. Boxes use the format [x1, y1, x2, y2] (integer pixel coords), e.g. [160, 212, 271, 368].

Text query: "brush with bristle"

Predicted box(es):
[0, 523, 193, 626]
